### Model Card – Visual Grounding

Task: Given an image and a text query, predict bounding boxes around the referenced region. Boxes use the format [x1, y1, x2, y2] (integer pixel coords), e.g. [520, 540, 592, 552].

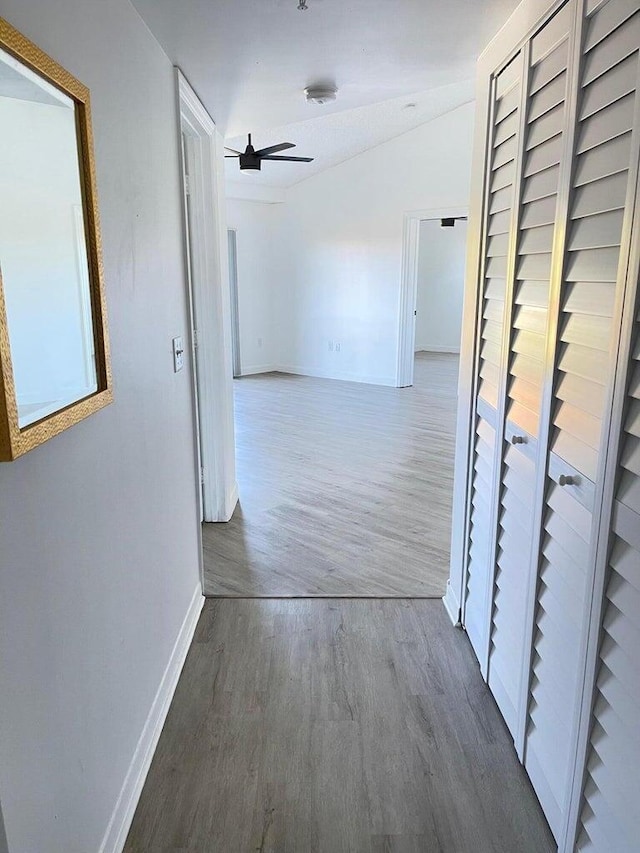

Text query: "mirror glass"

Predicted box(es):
[0, 45, 97, 429]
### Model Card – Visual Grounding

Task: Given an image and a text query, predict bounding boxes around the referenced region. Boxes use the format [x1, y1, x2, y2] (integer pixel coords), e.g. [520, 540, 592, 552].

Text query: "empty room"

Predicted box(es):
[200, 99, 473, 598]
[0, 1, 638, 852]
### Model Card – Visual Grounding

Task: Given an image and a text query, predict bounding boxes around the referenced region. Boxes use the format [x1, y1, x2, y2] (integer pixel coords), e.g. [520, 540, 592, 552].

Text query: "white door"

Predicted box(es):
[463, 53, 524, 665]
[575, 312, 640, 851]
[181, 132, 205, 517]
[487, 3, 574, 741]
[524, 1, 640, 839]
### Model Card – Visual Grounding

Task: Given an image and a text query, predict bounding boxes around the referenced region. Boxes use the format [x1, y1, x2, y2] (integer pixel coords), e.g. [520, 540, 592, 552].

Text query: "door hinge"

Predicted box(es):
[184, 173, 191, 195]
[200, 466, 205, 484]
[192, 328, 199, 349]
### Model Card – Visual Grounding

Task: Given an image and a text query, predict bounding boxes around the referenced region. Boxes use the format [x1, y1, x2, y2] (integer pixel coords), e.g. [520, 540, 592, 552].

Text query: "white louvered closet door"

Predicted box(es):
[463, 55, 523, 661]
[487, 2, 574, 742]
[576, 306, 640, 851]
[524, 0, 640, 841]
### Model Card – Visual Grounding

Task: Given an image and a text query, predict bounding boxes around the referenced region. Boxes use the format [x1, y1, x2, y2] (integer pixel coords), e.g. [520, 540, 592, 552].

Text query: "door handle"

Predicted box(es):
[558, 474, 576, 486]
[511, 435, 526, 445]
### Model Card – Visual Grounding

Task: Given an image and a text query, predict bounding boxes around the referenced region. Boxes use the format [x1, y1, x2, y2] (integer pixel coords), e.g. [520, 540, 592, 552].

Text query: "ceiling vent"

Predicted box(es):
[304, 86, 338, 105]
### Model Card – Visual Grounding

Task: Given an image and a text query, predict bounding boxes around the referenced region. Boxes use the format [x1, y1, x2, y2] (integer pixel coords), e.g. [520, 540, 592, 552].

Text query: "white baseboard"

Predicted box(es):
[415, 346, 461, 354]
[239, 363, 279, 376]
[442, 580, 462, 627]
[277, 365, 395, 387]
[99, 584, 205, 853]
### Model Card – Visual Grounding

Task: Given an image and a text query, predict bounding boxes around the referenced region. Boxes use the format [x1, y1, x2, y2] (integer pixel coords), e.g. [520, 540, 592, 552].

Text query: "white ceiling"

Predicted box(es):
[223, 80, 475, 188]
[132, 0, 520, 187]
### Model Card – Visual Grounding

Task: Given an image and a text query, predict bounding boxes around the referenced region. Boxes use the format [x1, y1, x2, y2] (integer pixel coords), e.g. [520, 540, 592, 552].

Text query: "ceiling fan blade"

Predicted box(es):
[255, 142, 296, 156]
[224, 147, 243, 155]
[224, 154, 240, 158]
[261, 155, 314, 162]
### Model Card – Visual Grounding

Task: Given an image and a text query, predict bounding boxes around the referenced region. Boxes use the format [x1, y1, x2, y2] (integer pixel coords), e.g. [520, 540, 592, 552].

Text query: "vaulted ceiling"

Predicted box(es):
[132, 0, 520, 187]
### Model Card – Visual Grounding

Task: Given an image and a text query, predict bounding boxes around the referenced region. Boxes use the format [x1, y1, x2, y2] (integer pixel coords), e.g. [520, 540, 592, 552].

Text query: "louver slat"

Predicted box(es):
[526, 1, 640, 843]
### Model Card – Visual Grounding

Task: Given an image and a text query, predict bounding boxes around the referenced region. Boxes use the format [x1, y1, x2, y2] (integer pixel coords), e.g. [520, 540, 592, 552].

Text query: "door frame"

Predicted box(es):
[176, 69, 238, 530]
[396, 205, 469, 388]
[227, 228, 241, 378]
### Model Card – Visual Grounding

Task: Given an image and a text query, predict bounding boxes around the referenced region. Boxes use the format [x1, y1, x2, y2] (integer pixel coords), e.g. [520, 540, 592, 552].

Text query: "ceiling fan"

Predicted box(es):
[225, 134, 314, 171]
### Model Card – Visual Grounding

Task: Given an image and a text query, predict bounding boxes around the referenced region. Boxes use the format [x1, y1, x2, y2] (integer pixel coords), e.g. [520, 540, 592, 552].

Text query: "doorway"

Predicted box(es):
[414, 218, 467, 356]
[396, 206, 469, 387]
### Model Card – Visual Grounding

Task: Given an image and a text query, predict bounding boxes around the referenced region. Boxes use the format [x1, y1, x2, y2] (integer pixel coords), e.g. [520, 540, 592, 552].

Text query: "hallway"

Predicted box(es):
[126, 357, 554, 852]
[203, 353, 459, 597]
[125, 598, 554, 852]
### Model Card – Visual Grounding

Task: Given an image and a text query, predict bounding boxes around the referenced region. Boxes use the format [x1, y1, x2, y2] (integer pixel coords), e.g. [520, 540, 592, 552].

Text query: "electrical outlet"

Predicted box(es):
[173, 336, 184, 373]
[258, 337, 263, 348]
[335, 342, 341, 352]
[328, 340, 334, 351]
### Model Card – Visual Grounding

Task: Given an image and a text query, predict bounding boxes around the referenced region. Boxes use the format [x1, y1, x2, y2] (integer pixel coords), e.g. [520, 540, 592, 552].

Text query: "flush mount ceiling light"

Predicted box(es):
[304, 85, 338, 105]
[297, 0, 308, 9]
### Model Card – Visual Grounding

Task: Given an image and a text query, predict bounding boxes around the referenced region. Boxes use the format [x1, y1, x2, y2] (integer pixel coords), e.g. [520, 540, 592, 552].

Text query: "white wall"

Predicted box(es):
[0, 1, 202, 851]
[226, 199, 279, 374]
[414, 218, 467, 353]
[274, 103, 474, 385]
[225, 105, 474, 386]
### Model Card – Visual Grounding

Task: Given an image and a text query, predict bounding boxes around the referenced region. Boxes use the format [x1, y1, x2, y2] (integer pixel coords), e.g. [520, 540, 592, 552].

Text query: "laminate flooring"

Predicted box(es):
[124, 598, 555, 853]
[203, 353, 459, 597]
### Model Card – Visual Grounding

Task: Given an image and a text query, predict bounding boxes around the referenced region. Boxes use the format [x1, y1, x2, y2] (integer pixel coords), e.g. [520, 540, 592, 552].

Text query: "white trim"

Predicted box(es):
[277, 365, 396, 387]
[238, 364, 397, 384]
[178, 128, 205, 535]
[415, 346, 461, 354]
[237, 364, 400, 384]
[239, 364, 280, 376]
[442, 580, 462, 626]
[98, 585, 204, 853]
[177, 70, 238, 524]
[397, 206, 469, 388]
[227, 229, 241, 379]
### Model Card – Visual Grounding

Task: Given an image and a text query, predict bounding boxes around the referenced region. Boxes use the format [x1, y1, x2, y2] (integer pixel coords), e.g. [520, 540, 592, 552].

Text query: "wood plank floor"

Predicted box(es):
[125, 599, 555, 853]
[203, 353, 459, 597]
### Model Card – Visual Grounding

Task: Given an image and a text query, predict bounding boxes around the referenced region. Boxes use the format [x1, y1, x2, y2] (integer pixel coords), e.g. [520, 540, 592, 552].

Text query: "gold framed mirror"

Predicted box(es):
[0, 16, 112, 461]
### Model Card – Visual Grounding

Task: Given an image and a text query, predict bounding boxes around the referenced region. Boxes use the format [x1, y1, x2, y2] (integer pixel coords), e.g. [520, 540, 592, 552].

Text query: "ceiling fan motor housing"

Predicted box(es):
[239, 153, 261, 170]
[226, 134, 313, 169]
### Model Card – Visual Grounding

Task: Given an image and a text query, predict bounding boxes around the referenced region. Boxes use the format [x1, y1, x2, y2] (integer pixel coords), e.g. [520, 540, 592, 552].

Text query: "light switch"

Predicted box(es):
[172, 336, 184, 373]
